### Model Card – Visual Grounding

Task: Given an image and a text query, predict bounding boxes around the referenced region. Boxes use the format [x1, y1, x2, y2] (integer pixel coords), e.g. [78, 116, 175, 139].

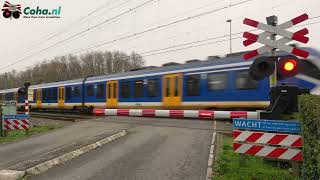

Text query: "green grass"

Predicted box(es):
[0, 125, 62, 144]
[281, 113, 300, 121]
[213, 136, 297, 180]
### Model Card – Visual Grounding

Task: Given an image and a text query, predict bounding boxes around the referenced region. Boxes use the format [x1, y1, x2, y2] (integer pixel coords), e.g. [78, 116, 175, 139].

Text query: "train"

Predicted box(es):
[1, 48, 320, 112]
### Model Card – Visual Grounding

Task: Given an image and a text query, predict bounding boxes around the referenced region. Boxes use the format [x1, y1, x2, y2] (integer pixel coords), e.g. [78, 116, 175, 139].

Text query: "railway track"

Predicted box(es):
[23, 112, 93, 122]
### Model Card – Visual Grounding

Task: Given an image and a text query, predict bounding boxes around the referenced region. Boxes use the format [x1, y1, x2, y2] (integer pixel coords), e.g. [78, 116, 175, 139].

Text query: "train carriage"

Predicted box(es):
[1, 49, 319, 111]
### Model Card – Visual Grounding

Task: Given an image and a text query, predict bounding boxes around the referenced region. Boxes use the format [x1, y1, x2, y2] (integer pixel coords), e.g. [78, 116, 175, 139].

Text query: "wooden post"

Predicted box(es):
[240, 154, 247, 166]
[291, 161, 301, 176]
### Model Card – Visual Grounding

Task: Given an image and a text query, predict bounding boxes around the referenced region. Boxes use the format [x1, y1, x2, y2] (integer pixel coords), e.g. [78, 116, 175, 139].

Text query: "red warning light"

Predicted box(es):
[283, 60, 297, 72]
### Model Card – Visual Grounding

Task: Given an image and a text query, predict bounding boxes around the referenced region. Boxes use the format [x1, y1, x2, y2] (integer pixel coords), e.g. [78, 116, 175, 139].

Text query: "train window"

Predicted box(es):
[97, 84, 106, 99]
[4, 93, 14, 101]
[186, 75, 201, 96]
[113, 83, 117, 98]
[52, 88, 58, 100]
[236, 71, 258, 90]
[134, 80, 144, 98]
[108, 84, 111, 98]
[121, 82, 131, 98]
[147, 79, 159, 97]
[48, 89, 53, 100]
[208, 73, 227, 90]
[33, 90, 37, 101]
[174, 77, 179, 96]
[165, 78, 170, 97]
[73, 86, 80, 97]
[66, 87, 72, 100]
[42, 89, 48, 101]
[87, 85, 94, 97]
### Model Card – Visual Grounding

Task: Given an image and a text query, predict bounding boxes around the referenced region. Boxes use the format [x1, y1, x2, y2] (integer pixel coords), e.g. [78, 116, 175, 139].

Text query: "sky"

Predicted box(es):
[0, 0, 319, 73]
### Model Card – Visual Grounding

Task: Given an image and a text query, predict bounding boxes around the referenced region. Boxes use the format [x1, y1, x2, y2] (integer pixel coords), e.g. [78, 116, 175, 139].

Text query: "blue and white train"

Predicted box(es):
[1, 49, 319, 111]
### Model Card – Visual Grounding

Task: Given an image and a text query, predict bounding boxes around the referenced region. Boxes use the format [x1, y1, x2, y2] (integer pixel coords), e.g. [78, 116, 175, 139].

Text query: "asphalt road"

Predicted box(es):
[0, 120, 131, 170]
[30, 117, 224, 180]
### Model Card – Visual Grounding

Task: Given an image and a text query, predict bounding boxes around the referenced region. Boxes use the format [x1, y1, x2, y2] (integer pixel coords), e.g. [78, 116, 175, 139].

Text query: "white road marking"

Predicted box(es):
[206, 120, 217, 180]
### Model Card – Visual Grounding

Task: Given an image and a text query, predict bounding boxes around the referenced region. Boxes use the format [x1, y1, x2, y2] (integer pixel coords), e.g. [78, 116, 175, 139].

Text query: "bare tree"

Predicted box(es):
[0, 50, 145, 90]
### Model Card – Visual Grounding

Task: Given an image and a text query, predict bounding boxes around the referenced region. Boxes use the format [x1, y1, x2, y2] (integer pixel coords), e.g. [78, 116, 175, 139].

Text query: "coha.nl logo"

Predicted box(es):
[2, 1, 22, 19]
[2, 1, 61, 19]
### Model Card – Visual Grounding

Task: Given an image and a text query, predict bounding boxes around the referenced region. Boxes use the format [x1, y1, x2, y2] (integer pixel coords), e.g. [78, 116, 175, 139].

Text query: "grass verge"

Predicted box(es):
[0, 125, 62, 144]
[213, 136, 297, 180]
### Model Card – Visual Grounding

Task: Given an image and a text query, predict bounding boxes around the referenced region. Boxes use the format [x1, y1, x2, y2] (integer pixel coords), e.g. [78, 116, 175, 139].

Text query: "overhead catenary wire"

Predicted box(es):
[7, 19, 320, 73]
[0, 0, 157, 71]
[3, 0, 224, 63]
[51, 0, 256, 57]
[4, 0, 126, 60]
[143, 36, 243, 57]
[3, 6, 320, 73]
[138, 16, 320, 56]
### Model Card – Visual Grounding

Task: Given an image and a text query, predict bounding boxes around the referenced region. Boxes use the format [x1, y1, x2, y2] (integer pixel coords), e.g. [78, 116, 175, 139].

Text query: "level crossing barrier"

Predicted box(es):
[93, 108, 259, 120]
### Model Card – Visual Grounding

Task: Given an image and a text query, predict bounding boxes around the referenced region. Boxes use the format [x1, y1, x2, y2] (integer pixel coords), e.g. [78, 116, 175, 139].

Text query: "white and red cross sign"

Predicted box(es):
[243, 13, 309, 60]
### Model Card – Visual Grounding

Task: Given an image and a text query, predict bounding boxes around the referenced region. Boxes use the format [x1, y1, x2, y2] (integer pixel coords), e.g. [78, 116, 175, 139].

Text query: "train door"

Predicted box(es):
[58, 87, 65, 108]
[106, 81, 118, 107]
[163, 73, 183, 107]
[36, 89, 42, 108]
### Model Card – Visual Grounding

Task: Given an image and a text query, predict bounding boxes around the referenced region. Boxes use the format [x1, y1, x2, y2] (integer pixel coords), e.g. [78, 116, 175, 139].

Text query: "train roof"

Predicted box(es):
[85, 55, 253, 84]
[1, 54, 251, 91]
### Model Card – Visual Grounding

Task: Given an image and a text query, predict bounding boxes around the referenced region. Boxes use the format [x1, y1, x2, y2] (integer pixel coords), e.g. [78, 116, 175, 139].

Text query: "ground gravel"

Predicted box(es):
[30, 118, 73, 127]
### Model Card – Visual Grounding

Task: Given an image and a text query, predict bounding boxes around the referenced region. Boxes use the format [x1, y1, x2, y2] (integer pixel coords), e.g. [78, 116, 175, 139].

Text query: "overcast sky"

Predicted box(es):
[0, 0, 319, 73]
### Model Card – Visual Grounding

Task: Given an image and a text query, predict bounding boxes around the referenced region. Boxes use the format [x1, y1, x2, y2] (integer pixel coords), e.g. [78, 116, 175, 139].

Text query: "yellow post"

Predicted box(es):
[270, 67, 277, 87]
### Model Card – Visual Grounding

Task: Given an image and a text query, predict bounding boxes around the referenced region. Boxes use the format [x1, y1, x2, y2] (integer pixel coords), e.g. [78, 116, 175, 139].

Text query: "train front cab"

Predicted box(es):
[162, 73, 183, 108]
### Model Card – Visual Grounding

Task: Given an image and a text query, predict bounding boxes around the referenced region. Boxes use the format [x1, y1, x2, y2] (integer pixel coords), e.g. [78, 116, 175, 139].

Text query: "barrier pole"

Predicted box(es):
[25, 99, 29, 136]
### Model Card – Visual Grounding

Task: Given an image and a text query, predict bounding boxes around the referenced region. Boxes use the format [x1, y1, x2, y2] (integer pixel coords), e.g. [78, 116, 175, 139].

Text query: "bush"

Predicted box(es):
[298, 94, 320, 179]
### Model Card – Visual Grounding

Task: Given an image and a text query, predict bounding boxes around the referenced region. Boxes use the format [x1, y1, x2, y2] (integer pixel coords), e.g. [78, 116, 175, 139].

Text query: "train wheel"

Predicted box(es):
[3, 10, 11, 18]
[12, 11, 20, 19]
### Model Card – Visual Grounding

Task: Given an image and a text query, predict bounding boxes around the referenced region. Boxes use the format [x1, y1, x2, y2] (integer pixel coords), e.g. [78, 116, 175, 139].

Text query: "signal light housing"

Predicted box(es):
[18, 83, 31, 96]
[18, 88, 26, 95]
[277, 55, 301, 80]
[249, 55, 303, 81]
[249, 56, 277, 81]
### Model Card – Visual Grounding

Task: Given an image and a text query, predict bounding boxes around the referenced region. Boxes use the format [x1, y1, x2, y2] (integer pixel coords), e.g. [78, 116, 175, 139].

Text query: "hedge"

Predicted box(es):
[298, 94, 320, 179]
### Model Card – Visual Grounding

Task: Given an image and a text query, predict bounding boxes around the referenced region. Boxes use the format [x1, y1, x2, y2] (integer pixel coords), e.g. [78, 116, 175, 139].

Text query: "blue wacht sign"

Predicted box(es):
[233, 119, 301, 134]
[3, 114, 29, 120]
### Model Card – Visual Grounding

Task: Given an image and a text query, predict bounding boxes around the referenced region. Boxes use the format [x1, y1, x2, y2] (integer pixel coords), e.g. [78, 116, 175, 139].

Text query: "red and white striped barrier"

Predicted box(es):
[93, 109, 258, 120]
[3, 119, 29, 130]
[25, 100, 29, 115]
[233, 143, 302, 161]
[233, 130, 302, 147]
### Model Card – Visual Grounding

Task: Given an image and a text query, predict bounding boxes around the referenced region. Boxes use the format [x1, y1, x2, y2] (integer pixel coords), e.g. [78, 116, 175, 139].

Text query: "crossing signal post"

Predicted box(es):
[18, 82, 30, 135]
[242, 13, 311, 118]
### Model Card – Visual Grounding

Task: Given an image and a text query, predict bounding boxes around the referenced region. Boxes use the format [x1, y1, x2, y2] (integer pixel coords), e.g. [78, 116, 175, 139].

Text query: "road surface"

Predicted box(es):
[30, 117, 231, 180]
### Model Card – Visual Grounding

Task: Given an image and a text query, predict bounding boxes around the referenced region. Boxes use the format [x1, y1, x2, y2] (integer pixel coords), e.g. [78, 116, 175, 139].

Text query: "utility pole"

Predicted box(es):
[4, 73, 7, 90]
[266, 15, 278, 87]
[226, 19, 232, 53]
